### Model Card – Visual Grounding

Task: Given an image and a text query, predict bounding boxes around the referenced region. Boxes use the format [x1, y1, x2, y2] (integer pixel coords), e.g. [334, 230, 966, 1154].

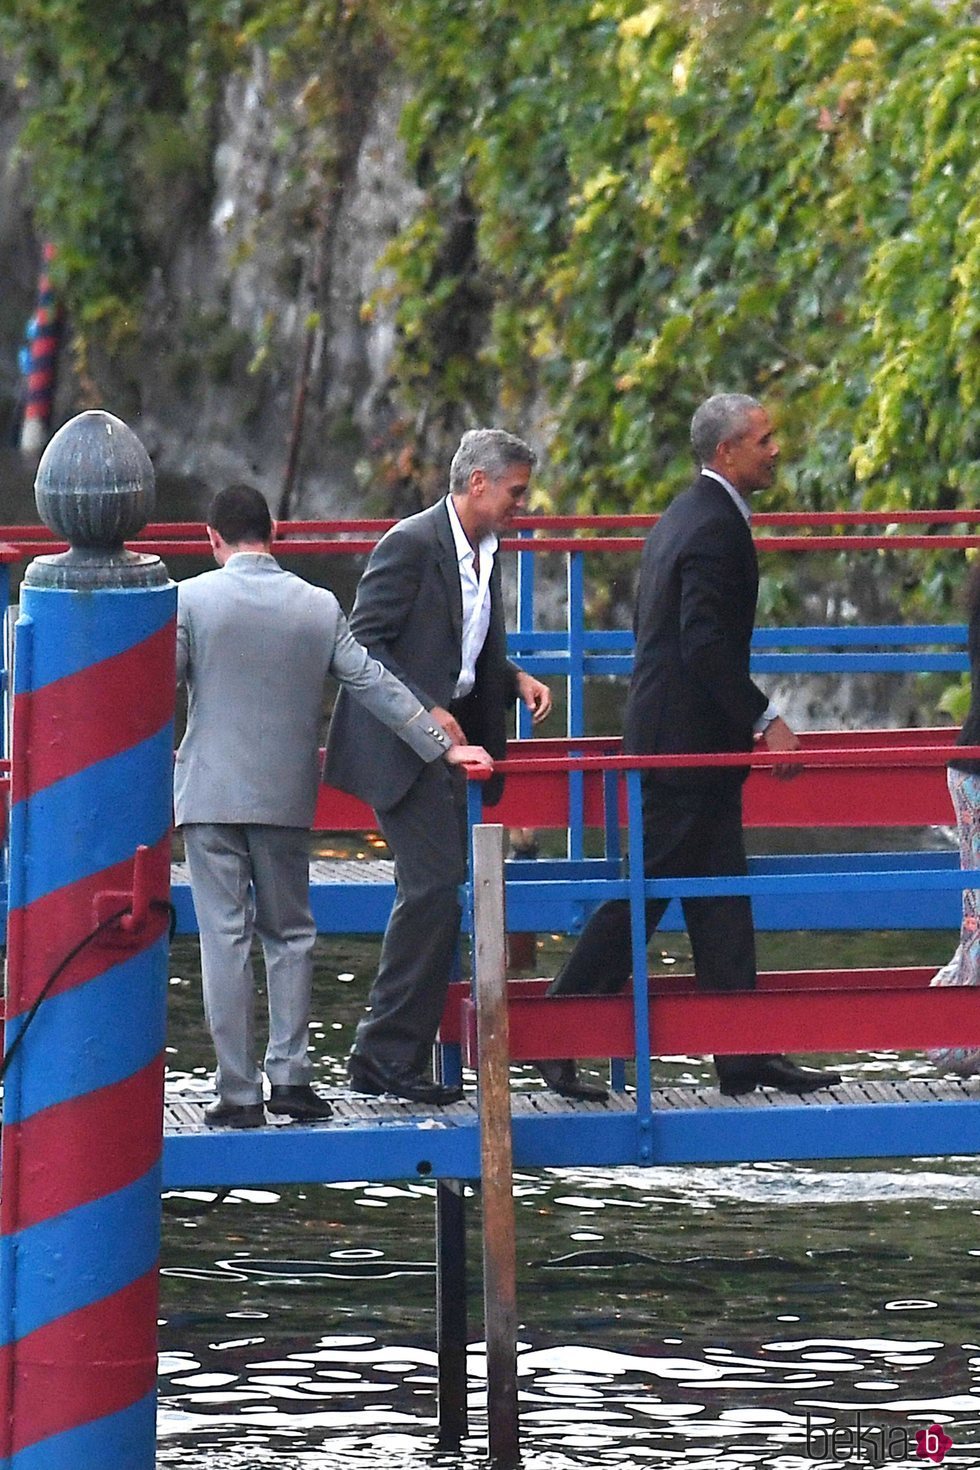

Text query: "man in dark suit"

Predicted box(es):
[543, 393, 841, 1098]
[324, 428, 553, 1103]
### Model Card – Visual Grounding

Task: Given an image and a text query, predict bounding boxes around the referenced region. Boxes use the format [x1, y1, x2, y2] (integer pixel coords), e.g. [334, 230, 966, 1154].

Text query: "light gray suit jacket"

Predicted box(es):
[175, 552, 451, 828]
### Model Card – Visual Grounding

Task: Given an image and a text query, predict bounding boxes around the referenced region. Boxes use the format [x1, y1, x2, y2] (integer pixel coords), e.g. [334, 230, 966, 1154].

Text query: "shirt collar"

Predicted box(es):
[446, 494, 498, 564]
[701, 467, 752, 524]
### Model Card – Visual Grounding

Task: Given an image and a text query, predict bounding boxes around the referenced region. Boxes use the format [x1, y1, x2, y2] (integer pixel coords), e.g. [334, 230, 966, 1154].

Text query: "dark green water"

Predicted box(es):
[158, 920, 980, 1468]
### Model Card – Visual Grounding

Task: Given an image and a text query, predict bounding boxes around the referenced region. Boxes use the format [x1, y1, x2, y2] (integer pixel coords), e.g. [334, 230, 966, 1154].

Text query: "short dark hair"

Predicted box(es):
[690, 393, 762, 464]
[448, 428, 536, 496]
[207, 484, 273, 545]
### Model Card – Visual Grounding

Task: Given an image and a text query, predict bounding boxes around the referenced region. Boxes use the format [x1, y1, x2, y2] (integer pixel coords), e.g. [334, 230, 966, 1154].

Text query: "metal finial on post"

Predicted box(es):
[27, 409, 167, 589]
[1, 410, 175, 1468]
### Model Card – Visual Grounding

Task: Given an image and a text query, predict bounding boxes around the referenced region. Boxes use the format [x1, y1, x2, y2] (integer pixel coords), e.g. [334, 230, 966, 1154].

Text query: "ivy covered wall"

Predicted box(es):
[384, 0, 980, 518]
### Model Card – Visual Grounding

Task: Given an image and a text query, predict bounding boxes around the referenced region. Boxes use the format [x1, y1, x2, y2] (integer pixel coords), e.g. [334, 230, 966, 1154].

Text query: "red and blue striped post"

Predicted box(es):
[18, 244, 63, 456]
[0, 410, 175, 1468]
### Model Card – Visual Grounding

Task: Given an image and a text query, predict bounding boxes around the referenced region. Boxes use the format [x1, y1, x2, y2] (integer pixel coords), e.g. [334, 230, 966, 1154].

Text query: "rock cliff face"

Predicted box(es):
[1, 53, 424, 521]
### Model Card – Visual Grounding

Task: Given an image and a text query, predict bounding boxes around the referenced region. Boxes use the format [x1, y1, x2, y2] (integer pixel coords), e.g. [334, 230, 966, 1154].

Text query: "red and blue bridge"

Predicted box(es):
[0, 509, 977, 1185]
[1, 497, 980, 1465]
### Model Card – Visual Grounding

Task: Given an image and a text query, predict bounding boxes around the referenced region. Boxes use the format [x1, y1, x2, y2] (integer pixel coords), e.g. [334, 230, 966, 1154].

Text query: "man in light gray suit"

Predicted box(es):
[176, 484, 492, 1129]
[325, 429, 552, 1105]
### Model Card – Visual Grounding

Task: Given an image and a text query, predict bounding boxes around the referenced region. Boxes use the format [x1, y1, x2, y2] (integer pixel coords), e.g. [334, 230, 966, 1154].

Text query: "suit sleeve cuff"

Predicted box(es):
[402, 706, 453, 760]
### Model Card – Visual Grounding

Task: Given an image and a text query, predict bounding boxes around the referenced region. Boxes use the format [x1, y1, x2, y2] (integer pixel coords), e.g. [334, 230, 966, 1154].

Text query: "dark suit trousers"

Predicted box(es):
[548, 775, 757, 1003]
[354, 758, 468, 1072]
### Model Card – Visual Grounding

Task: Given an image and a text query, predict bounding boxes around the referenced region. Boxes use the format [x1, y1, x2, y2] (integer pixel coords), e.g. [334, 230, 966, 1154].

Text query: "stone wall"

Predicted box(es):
[0, 53, 424, 521]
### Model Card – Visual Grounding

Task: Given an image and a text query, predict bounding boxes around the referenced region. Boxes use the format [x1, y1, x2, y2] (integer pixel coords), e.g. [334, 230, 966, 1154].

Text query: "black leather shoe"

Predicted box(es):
[267, 1084, 333, 1120]
[535, 1058, 609, 1102]
[348, 1053, 464, 1105]
[719, 1054, 842, 1097]
[203, 1099, 265, 1128]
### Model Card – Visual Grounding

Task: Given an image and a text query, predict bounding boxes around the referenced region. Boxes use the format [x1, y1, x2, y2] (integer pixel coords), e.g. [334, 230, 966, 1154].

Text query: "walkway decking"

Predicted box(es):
[161, 1076, 980, 1188]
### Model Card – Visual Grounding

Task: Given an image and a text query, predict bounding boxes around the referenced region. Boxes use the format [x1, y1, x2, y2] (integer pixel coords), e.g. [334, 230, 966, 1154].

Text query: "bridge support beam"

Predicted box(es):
[435, 1178, 469, 1448]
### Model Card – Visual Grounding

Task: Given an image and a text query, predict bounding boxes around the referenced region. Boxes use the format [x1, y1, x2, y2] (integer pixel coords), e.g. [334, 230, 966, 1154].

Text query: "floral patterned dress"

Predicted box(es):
[929, 766, 980, 1076]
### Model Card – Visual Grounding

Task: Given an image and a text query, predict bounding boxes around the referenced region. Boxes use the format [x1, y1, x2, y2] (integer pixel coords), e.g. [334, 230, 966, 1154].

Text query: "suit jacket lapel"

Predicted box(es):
[434, 499, 464, 650]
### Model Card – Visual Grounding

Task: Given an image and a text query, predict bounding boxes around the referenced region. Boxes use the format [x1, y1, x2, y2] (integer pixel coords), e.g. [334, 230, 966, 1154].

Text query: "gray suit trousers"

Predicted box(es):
[354, 758, 468, 1072]
[184, 823, 317, 1105]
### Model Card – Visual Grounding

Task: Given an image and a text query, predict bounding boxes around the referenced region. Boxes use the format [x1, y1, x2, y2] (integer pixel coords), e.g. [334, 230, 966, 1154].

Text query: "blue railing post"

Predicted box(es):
[567, 551, 586, 861]
[0, 411, 175, 1469]
[626, 769, 654, 1160]
[0, 558, 10, 761]
[515, 529, 535, 740]
[1, 554, 10, 949]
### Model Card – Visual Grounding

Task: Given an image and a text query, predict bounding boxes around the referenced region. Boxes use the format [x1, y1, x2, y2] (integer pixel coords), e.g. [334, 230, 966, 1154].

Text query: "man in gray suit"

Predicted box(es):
[325, 428, 552, 1104]
[176, 483, 492, 1128]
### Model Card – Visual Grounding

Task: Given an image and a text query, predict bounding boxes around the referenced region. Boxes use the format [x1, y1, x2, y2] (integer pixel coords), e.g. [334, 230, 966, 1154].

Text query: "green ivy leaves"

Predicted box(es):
[383, 0, 980, 527]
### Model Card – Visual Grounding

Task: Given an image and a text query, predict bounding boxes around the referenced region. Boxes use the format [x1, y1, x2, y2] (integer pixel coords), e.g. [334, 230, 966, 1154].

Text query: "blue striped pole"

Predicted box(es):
[0, 411, 175, 1468]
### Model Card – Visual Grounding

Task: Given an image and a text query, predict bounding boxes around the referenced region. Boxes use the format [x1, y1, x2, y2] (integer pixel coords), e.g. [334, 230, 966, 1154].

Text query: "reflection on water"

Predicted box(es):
[159, 935, 980, 1466]
[157, 1319, 980, 1467]
[157, 1161, 980, 1466]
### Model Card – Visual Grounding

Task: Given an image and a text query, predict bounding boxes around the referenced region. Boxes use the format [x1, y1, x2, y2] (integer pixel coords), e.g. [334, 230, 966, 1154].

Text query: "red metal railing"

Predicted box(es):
[312, 728, 967, 831]
[2, 509, 980, 558]
[444, 969, 980, 1061]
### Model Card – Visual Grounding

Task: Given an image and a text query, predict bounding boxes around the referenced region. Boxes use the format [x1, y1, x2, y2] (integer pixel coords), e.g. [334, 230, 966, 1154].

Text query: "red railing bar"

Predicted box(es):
[512, 511, 980, 528]
[2, 513, 980, 559]
[6, 509, 980, 539]
[495, 742, 980, 774]
[444, 986, 980, 1056]
[500, 990, 980, 1058]
[7, 534, 980, 558]
[491, 968, 938, 997]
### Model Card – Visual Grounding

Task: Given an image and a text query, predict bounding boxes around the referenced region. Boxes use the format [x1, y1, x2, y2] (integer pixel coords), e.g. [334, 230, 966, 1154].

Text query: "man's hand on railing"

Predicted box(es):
[445, 744, 494, 778]
[761, 715, 802, 779]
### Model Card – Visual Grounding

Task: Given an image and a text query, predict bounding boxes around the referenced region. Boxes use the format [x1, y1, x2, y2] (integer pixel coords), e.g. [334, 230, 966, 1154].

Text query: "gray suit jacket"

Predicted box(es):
[324, 498, 517, 812]
[175, 552, 451, 827]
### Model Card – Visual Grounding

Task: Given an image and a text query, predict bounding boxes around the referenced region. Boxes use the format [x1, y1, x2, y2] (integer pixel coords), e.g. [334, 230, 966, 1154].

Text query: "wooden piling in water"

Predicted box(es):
[473, 823, 520, 1467]
[435, 1178, 468, 1448]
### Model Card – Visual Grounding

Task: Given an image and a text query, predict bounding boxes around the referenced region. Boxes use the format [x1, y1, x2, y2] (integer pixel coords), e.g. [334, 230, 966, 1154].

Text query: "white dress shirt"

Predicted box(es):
[446, 494, 497, 700]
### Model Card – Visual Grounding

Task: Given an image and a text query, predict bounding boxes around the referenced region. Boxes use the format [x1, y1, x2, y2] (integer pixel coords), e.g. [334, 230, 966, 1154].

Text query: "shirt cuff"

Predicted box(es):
[753, 701, 780, 736]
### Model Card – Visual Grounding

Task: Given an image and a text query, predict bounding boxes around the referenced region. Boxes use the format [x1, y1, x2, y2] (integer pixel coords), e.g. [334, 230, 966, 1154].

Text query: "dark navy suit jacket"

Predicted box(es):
[623, 473, 768, 790]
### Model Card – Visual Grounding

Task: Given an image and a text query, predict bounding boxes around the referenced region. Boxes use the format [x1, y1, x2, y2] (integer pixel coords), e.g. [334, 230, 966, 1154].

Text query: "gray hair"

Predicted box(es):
[690, 393, 762, 464]
[449, 428, 536, 495]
